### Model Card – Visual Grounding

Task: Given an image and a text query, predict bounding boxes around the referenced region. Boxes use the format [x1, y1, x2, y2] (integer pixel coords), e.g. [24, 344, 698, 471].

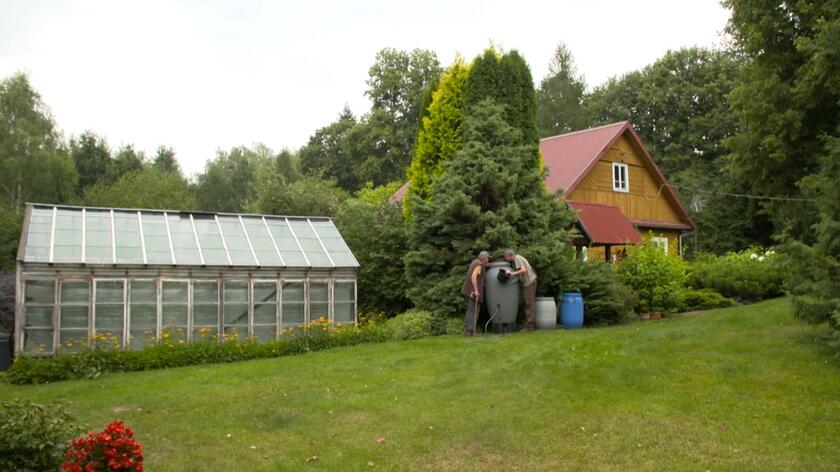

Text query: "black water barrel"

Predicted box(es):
[0, 333, 11, 371]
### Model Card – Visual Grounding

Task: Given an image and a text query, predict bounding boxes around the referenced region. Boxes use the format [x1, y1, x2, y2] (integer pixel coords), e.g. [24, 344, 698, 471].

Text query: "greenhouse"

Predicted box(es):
[13, 204, 359, 355]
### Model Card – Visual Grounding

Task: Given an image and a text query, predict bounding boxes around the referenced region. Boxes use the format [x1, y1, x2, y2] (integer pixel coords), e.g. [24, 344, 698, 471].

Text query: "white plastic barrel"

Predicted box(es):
[535, 297, 557, 330]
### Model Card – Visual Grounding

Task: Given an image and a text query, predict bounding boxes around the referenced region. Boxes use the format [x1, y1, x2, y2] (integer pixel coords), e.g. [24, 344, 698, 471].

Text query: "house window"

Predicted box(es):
[651, 236, 669, 254]
[612, 162, 629, 192]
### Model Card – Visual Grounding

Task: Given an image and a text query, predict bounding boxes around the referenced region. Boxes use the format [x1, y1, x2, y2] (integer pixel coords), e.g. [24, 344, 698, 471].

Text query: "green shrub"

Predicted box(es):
[4, 320, 388, 385]
[688, 248, 785, 302]
[0, 400, 83, 472]
[443, 317, 464, 335]
[385, 310, 434, 340]
[617, 237, 687, 314]
[565, 260, 637, 325]
[675, 287, 735, 312]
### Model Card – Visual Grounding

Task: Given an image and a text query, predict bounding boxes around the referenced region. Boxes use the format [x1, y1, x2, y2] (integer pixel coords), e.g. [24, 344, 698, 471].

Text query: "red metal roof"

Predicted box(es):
[388, 182, 410, 205]
[568, 200, 641, 245]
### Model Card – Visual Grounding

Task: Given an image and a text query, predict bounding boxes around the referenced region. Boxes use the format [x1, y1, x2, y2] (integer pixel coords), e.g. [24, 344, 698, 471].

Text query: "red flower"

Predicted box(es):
[62, 421, 143, 472]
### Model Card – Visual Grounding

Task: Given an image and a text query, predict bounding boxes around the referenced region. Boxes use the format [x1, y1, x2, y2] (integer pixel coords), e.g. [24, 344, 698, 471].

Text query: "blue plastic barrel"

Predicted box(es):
[560, 292, 584, 329]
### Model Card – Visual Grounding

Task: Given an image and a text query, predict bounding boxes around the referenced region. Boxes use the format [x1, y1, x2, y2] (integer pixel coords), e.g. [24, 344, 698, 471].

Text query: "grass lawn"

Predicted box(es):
[2, 298, 839, 471]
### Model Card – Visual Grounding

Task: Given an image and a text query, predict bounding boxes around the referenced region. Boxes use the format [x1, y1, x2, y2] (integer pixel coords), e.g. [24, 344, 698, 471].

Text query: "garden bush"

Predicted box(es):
[62, 421, 143, 472]
[688, 248, 785, 301]
[565, 260, 637, 325]
[385, 310, 434, 340]
[617, 237, 687, 314]
[675, 287, 735, 312]
[3, 319, 387, 385]
[0, 399, 83, 472]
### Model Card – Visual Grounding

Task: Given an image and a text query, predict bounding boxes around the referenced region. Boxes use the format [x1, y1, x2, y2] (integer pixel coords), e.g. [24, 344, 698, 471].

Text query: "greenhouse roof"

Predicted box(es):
[18, 204, 359, 269]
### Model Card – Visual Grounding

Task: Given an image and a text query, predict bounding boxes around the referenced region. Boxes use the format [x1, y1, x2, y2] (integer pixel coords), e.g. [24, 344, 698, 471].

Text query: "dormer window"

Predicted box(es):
[612, 162, 628, 192]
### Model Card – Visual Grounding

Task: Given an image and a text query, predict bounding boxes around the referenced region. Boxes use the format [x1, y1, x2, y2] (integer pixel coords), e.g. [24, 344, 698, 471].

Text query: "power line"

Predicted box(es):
[666, 183, 817, 202]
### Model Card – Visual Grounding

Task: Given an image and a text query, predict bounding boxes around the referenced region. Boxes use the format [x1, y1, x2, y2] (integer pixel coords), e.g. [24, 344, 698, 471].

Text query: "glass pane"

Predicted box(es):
[334, 302, 355, 323]
[193, 304, 219, 326]
[162, 305, 187, 327]
[288, 220, 331, 267]
[193, 216, 228, 265]
[224, 304, 248, 327]
[96, 280, 124, 303]
[224, 281, 248, 303]
[95, 304, 124, 329]
[129, 330, 156, 349]
[53, 209, 83, 263]
[141, 212, 172, 264]
[24, 207, 54, 262]
[282, 302, 304, 327]
[193, 281, 219, 302]
[309, 303, 329, 323]
[25, 280, 55, 304]
[218, 216, 255, 266]
[130, 281, 157, 303]
[266, 219, 308, 266]
[312, 221, 358, 267]
[60, 306, 88, 329]
[309, 283, 328, 302]
[24, 329, 53, 353]
[167, 214, 201, 265]
[85, 210, 113, 263]
[282, 282, 304, 302]
[253, 282, 277, 303]
[253, 324, 277, 343]
[59, 330, 87, 352]
[242, 217, 282, 266]
[334, 283, 354, 302]
[162, 281, 188, 304]
[193, 326, 218, 342]
[114, 212, 143, 264]
[254, 303, 276, 324]
[26, 306, 54, 327]
[61, 281, 89, 303]
[130, 304, 156, 329]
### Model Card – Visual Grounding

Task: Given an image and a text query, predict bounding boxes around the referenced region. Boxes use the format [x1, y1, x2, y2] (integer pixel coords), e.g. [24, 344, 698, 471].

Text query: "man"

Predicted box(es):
[461, 251, 490, 336]
[504, 249, 538, 332]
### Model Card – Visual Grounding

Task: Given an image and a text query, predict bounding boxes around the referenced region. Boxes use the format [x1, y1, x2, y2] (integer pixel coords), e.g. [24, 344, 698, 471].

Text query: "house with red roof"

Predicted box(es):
[391, 120, 695, 261]
[541, 121, 695, 260]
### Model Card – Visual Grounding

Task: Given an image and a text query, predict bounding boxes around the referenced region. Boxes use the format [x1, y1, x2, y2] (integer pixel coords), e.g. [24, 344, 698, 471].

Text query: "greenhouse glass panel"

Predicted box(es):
[167, 214, 201, 265]
[311, 220, 358, 267]
[129, 281, 157, 349]
[253, 281, 277, 342]
[223, 281, 249, 338]
[94, 280, 125, 347]
[23, 279, 55, 353]
[192, 216, 228, 265]
[265, 219, 308, 266]
[242, 217, 282, 266]
[114, 212, 143, 264]
[24, 330, 54, 354]
[85, 210, 113, 263]
[193, 281, 219, 340]
[53, 209, 83, 263]
[161, 281, 188, 342]
[288, 220, 331, 267]
[24, 206, 53, 262]
[281, 282, 304, 329]
[334, 282, 356, 324]
[141, 212, 172, 264]
[59, 280, 89, 352]
[25, 279, 55, 304]
[309, 282, 329, 323]
[218, 216, 255, 266]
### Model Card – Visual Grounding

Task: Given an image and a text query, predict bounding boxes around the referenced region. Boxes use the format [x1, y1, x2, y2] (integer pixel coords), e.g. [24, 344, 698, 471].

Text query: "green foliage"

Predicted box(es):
[84, 167, 197, 210]
[782, 241, 840, 326]
[195, 144, 271, 212]
[69, 131, 111, 191]
[249, 173, 348, 217]
[442, 317, 463, 335]
[335, 182, 411, 316]
[407, 58, 470, 201]
[0, 207, 21, 271]
[105, 144, 146, 184]
[688, 248, 785, 302]
[385, 310, 434, 340]
[0, 399, 83, 472]
[465, 48, 538, 147]
[299, 106, 360, 190]
[0, 73, 78, 214]
[405, 100, 576, 317]
[618, 237, 687, 313]
[536, 42, 588, 137]
[723, 0, 839, 241]
[152, 145, 181, 177]
[675, 287, 735, 313]
[4, 321, 388, 385]
[565, 260, 637, 325]
[365, 48, 441, 130]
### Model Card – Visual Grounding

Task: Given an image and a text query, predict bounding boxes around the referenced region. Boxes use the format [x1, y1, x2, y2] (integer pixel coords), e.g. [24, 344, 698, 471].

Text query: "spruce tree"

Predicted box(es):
[404, 100, 576, 317]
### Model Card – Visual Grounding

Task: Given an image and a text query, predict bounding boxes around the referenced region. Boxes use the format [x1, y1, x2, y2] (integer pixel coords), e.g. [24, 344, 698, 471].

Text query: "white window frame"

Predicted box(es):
[307, 279, 331, 324]
[651, 236, 669, 254]
[332, 279, 357, 326]
[160, 278, 190, 344]
[612, 162, 629, 193]
[21, 278, 58, 355]
[92, 278, 128, 349]
[280, 279, 306, 330]
[191, 278, 221, 342]
[126, 278, 159, 349]
[221, 279, 250, 339]
[57, 277, 92, 353]
[252, 279, 280, 341]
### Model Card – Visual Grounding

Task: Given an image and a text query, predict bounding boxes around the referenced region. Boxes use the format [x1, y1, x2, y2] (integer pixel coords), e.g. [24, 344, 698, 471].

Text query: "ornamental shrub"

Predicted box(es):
[385, 310, 434, 340]
[617, 237, 687, 314]
[4, 319, 388, 385]
[0, 399, 83, 472]
[564, 260, 637, 325]
[675, 287, 735, 312]
[62, 421, 143, 472]
[688, 248, 785, 301]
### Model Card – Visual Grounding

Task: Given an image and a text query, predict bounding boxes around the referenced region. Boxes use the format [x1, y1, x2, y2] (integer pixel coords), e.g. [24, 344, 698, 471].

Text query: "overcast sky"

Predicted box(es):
[0, 0, 730, 176]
